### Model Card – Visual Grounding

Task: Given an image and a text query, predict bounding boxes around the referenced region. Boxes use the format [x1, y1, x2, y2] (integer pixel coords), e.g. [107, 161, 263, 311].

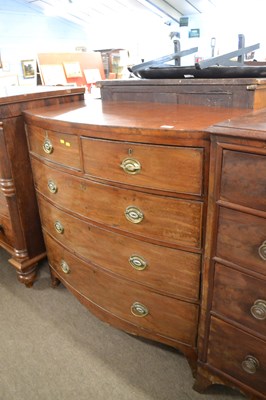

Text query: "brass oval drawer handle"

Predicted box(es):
[241, 355, 259, 374]
[131, 302, 149, 317]
[129, 255, 147, 271]
[250, 299, 266, 320]
[43, 138, 53, 154]
[60, 260, 70, 274]
[125, 206, 144, 224]
[48, 180, 58, 194]
[54, 220, 64, 234]
[258, 240, 266, 261]
[120, 158, 141, 174]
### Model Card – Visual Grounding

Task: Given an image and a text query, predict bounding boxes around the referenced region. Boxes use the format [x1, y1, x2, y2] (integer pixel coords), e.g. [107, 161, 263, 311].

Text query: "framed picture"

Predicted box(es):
[40, 64, 67, 85]
[63, 61, 83, 78]
[21, 59, 35, 78]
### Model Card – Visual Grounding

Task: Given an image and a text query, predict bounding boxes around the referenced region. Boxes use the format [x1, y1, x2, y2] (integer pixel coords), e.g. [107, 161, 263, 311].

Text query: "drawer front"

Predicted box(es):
[45, 233, 199, 346]
[212, 264, 266, 338]
[0, 213, 14, 246]
[27, 125, 81, 170]
[32, 158, 203, 249]
[208, 317, 266, 395]
[217, 207, 266, 276]
[220, 150, 266, 212]
[39, 197, 201, 300]
[82, 138, 204, 195]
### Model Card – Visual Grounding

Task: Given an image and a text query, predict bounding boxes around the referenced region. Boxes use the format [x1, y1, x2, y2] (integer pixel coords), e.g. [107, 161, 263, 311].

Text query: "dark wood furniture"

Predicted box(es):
[195, 110, 266, 400]
[98, 77, 266, 109]
[0, 86, 84, 286]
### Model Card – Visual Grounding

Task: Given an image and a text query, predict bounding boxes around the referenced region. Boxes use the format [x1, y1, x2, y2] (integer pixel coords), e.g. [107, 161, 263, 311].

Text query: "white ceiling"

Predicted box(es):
[14, 0, 219, 27]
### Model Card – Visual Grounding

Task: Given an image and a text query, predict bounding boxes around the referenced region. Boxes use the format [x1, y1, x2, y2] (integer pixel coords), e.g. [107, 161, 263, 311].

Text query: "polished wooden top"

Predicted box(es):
[0, 86, 84, 106]
[207, 107, 266, 139]
[23, 98, 250, 133]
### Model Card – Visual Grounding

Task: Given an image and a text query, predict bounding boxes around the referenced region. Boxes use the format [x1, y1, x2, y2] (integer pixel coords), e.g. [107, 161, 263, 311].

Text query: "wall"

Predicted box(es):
[0, 0, 89, 85]
[0, 1, 178, 85]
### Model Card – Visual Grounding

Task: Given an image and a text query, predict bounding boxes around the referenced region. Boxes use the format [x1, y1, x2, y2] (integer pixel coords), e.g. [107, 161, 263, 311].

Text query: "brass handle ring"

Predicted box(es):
[120, 158, 141, 175]
[125, 206, 144, 224]
[43, 138, 53, 154]
[48, 180, 58, 194]
[54, 220, 64, 234]
[129, 255, 147, 271]
[60, 260, 70, 274]
[131, 302, 149, 317]
[250, 299, 266, 320]
[258, 240, 266, 260]
[241, 355, 259, 374]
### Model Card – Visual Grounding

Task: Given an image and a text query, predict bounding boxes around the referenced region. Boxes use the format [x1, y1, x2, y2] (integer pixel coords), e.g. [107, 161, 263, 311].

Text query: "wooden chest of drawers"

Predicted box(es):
[0, 87, 84, 286]
[24, 99, 265, 397]
[23, 100, 248, 373]
[196, 112, 266, 400]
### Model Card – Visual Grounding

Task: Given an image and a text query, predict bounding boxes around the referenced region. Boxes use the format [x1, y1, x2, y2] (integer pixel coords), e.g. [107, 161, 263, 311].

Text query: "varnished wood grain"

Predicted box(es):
[27, 125, 81, 170]
[82, 137, 204, 196]
[216, 207, 266, 276]
[220, 150, 266, 212]
[32, 157, 203, 250]
[212, 263, 266, 338]
[38, 197, 201, 301]
[45, 233, 199, 346]
[208, 317, 266, 395]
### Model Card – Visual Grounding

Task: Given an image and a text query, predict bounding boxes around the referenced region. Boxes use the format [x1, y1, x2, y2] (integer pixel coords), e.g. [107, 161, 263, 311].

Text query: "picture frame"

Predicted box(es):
[21, 59, 35, 78]
[40, 64, 67, 85]
[63, 61, 83, 78]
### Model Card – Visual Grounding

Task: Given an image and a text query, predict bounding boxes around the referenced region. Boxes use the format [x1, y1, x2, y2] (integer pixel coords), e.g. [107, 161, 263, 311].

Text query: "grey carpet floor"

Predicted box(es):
[0, 248, 245, 400]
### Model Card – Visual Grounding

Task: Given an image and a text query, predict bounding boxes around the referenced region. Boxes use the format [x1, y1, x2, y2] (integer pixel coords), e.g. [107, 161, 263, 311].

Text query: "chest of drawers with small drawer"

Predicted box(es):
[24, 101, 234, 372]
[195, 113, 266, 400]
[23, 100, 250, 390]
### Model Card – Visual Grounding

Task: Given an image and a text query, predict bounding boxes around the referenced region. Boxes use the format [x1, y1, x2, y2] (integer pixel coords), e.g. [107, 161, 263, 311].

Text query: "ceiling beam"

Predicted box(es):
[137, 0, 182, 23]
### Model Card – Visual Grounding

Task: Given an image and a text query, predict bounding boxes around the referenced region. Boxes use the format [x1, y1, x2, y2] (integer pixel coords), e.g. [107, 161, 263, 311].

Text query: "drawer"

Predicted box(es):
[26, 125, 81, 170]
[45, 233, 199, 346]
[220, 150, 266, 212]
[217, 207, 266, 276]
[38, 197, 201, 301]
[81, 138, 204, 196]
[208, 317, 266, 395]
[0, 213, 14, 246]
[32, 158, 203, 249]
[212, 263, 266, 338]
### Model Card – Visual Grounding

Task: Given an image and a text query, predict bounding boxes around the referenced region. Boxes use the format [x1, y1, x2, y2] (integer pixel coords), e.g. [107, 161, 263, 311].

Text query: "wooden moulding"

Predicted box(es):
[98, 77, 266, 109]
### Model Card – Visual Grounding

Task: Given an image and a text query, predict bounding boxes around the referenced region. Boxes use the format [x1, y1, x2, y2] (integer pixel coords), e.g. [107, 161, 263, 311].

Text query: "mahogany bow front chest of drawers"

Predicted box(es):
[0, 86, 84, 286]
[23, 100, 266, 399]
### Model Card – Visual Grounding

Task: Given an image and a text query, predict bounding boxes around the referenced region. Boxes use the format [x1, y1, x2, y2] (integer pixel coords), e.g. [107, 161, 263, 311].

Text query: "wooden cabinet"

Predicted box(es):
[23, 100, 247, 373]
[0, 87, 84, 286]
[23, 99, 265, 398]
[195, 113, 266, 400]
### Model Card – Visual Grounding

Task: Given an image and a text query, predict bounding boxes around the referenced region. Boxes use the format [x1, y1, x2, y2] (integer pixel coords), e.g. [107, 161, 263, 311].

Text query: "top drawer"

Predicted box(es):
[26, 125, 81, 170]
[81, 138, 204, 196]
[220, 150, 266, 212]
